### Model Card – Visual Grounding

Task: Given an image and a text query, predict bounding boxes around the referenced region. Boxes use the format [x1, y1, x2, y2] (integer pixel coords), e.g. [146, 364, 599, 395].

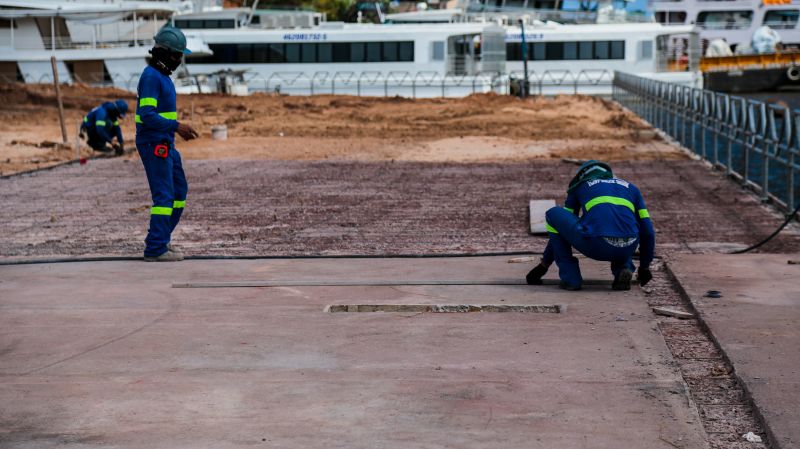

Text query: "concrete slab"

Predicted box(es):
[668, 254, 800, 449]
[0, 257, 707, 448]
[529, 199, 556, 235]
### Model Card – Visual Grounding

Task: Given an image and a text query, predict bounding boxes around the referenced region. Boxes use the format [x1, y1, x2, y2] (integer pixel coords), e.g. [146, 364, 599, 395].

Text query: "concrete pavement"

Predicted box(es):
[0, 256, 707, 448]
[669, 254, 800, 449]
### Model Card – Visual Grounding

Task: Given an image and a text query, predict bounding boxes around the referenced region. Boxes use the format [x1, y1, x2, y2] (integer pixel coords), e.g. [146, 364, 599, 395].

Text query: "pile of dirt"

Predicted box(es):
[0, 83, 686, 175]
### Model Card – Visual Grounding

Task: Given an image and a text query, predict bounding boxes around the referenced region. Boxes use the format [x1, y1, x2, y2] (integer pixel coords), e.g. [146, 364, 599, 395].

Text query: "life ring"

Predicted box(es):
[787, 65, 800, 82]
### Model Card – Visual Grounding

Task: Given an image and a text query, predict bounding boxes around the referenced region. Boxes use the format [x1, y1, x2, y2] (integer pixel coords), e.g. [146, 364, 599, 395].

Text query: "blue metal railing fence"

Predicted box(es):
[613, 71, 800, 214]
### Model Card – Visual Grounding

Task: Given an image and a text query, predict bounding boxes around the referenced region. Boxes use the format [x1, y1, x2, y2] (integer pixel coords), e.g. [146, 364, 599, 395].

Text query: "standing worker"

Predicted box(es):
[136, 26, 198, 262]
[526, 160, 655, 290]
[80, 100, 129, 155]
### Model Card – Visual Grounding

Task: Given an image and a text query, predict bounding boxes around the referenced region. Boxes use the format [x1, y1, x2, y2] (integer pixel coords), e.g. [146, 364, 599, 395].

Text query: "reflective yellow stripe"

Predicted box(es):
[584, 196, 635, 213]
[151, 206, 173, 216]
[95, 120, 106, 126]
[638, 209, 650, 219]
[113, 120, 119, 126]
[135, 115, 142, 124]
[159, 112, 178, 120]
[173, 200, 186, 209]
[564, 207, 574, 213]
[546, 223, 558, 234]
[139, 97, 158, 107]
[83, 117, 88, 122]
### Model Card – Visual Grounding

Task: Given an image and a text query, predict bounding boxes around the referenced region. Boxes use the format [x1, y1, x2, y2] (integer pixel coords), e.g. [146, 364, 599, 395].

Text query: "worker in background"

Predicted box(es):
[80, 100, 129, 155]
[135, 26, 198, 262]
[526, 160, 655, 291]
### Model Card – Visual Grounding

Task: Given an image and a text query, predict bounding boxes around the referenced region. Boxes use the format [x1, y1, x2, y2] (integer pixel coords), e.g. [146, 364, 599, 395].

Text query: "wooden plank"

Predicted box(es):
[652, 307, 694, 320]
[529, 199, 556, 235]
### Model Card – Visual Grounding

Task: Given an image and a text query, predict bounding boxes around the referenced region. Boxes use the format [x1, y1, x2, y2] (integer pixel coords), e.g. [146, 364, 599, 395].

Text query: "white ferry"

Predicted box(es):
[651, 0, 800, 50]
[0, 0, 177, 87]
[178, 9, 700, 95]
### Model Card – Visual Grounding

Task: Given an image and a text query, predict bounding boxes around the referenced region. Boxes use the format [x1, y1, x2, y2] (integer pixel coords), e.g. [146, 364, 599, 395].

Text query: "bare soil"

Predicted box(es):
[0, 83, 683, 175]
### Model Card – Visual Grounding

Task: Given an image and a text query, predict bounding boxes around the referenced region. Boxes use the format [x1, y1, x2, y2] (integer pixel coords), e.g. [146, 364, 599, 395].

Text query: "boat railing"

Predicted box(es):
[8, 37, 154, 51]
[613, 70, 800, 213]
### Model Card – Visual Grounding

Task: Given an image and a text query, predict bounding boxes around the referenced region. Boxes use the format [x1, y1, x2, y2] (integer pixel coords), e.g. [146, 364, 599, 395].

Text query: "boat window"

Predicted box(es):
[318, 43, 333, 63]
[254, 44, 269, 63]
[384, 42, 399, 61]
[595, 41, 609, 59]
[285, 43, 301, 63]
[351, 42, 366, 62]
[639, 40, 653, 60]
[399, 42, 414, 61]
[532, 43, 545, 60]
[301, 43, 316, 63]
[764, 10, 799, 29]
[333, 43, 350, 62]
[269, 43, 285, 63]
[563, 42, 578, 60]
[579, 41, 593, 60]
[545, 42, 564, 60]
[610, 41, 625, 59]
[696, 10, 753, 29]
[505, 40, 625, 61]
[187, 41, 415, 64]
[432, 41, 445, 61]
[656, 11, 687, 24]
[366, 42, 381, 62]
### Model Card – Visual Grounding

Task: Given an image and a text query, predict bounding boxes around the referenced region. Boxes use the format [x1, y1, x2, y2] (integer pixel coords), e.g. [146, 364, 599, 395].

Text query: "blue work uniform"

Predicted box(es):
[543, 177, 655, 288]
[135, 65, 187, 258]
[81, 103, 124, 151]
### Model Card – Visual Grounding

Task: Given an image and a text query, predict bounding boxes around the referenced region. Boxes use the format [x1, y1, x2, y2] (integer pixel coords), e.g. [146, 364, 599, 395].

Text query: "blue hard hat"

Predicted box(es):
[115, 99, 129, 117]
[154, 26, 191, 55]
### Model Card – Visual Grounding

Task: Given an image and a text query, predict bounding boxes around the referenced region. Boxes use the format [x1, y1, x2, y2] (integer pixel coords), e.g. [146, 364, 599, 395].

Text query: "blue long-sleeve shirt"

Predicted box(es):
[135, 65, 179, 145]
[84, 102, 124, 146]
[565, 177, 656, 268]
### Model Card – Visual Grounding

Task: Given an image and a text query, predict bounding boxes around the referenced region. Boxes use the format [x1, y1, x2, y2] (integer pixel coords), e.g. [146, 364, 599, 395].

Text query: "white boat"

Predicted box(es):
[651, 0, 800, 51]
[179, 16, 700, 96]
[0, 0, 177, 88]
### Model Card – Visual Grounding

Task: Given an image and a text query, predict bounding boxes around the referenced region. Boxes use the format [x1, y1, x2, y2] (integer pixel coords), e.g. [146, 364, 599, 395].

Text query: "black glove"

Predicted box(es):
[638, 267, 653, 287]
[526, 263, 548, 285]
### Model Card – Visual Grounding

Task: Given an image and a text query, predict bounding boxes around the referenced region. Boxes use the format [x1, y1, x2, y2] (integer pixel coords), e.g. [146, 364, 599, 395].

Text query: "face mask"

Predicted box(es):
[150, 47, 183, 75]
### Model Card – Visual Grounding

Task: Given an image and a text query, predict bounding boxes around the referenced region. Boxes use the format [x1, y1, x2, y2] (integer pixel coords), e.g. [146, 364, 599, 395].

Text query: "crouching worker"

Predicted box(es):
[526, 160, 655, 291]
[80, 100, 129, 155]
[136, 26, 198, 262]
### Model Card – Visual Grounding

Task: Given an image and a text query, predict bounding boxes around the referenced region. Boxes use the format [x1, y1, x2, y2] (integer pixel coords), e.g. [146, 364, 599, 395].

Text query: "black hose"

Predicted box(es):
[731, 202, 800, 254]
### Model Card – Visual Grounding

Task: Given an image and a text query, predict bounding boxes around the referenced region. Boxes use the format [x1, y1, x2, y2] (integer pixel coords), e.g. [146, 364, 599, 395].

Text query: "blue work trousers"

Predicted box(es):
[137, 142, 187, 257]
[543, 207, 637, 288]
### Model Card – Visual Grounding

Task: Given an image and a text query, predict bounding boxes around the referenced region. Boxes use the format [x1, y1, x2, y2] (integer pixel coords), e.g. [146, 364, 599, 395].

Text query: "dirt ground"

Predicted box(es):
[0, 83, 683, 175]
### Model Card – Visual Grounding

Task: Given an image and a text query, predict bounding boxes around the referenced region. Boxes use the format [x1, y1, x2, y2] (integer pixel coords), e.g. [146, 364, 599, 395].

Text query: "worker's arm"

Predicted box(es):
[633, 186, 655, 269]
[564, 192, 580, 216]
[113, 121, 124, 147]
[93, 108, 114, 144]
[137, 75, 179, 134]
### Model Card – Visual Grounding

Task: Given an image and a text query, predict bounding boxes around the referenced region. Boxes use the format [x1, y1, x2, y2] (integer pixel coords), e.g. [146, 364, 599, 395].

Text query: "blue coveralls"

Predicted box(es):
[544, 177, 655, 288]
[135, 65, 187, 258]
[81, 103, 124, 151]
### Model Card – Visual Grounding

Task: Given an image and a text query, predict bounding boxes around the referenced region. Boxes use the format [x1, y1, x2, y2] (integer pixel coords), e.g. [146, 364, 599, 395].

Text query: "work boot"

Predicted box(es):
[612, 268, 633, 291]
[168, 243, 183, 256]
[558, 281, 582, 291]
[144, 249, 184, 262]
[526, 263, 549, 285]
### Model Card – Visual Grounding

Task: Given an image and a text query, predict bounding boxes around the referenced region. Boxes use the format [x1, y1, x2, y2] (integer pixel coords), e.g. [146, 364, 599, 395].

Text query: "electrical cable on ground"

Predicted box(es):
[731, 202, 800, 254]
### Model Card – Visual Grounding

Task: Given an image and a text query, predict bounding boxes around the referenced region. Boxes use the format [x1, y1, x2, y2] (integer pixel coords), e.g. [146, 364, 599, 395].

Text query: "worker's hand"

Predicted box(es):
[111, 142, 123, 156]
[177, 123, 199, 141]
[638, 267, 653, 287]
